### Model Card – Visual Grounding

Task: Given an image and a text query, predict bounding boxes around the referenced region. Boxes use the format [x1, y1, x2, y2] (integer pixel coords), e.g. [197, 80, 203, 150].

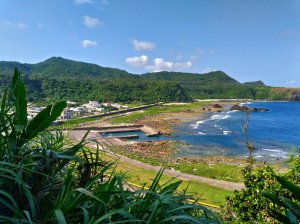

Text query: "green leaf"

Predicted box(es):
[280, 197, 300, 217]
[20, 101, 66, 144]
[160, 180, 182, 194]
[286, 209, 298, 224]
[12, 68, 27, 130]
[269, 208, 292, 224]
[54, 209, 67, 224]
[80, 206, 90, 224]
[0, 88, 8, 114]
[276, 175, 300, 199]
[262, 191, 286, 208]
[23, 210, 33, 224]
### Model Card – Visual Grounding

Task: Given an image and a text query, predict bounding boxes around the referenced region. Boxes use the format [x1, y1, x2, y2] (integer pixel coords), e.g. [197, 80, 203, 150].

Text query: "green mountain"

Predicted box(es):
[243, 80, 266, 87]
[0, 57, 132, 79]
[0, 61, 32, 76]
[1, 56, 297, 104]
[32, 57, 132, 79]
[141, 71, 239, 86]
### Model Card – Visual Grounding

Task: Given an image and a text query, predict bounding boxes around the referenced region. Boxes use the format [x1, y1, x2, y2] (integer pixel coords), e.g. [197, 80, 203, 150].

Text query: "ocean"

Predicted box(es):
[172, 102, 300, 161]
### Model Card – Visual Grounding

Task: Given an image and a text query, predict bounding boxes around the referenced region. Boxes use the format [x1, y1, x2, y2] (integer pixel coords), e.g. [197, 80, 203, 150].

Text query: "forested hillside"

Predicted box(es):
[0, 57, 299, 104]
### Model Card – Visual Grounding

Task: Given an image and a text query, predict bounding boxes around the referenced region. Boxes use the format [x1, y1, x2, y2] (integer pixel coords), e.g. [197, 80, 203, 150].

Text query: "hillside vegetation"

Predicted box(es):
[0, 57, 299, 104]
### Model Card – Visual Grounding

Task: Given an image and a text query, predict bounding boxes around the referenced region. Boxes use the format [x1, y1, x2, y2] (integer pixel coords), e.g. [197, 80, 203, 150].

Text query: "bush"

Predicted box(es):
[222, 148, 300, 223]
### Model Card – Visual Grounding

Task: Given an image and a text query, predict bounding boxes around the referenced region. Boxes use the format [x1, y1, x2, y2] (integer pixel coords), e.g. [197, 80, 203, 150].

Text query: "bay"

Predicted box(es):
[172, 102, 300, 161]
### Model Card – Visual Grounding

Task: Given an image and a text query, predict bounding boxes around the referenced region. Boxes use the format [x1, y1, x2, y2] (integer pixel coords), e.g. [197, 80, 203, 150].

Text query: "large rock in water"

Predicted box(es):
[230, 104, 270, 112]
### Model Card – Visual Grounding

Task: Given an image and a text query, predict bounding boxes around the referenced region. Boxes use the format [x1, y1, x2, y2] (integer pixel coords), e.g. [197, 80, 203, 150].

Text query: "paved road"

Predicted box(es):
[113, 152, 244, 191]
[77, 134, 245, 192]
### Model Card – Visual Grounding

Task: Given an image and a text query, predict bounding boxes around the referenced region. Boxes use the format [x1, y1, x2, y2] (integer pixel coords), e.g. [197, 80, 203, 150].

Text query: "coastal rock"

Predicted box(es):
[230, 104, 270, 112]
[212, 104, 223, 109]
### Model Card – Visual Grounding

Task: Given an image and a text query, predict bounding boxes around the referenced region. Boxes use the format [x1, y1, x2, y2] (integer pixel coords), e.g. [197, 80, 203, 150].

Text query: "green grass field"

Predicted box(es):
[111, 157, 233, 207]
[109, 102, 211, 124]
[111, 147, 243, 182]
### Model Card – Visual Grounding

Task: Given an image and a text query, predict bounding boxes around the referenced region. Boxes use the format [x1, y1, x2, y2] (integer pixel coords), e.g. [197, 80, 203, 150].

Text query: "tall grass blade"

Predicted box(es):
[54, 209, 67, 224]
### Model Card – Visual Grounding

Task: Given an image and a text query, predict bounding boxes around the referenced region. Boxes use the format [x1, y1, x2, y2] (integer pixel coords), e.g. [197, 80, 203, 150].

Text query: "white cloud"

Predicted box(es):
[146, 58, 192, 72]
[201, 68, 217, 73]
[125, 55, 148, 67]
[145, 58, 173, 72]
[101, 0, 108, 5]
[190, 49, 215, 61]
[132, 39, 155, 51]
[81, 39, 98, 48]
[75, 0, 93, 4]
[83, 16, 102, 28]
[0, 20, 28, 29]
[287, 80, 297, 85]
[174, 61, 192, 69]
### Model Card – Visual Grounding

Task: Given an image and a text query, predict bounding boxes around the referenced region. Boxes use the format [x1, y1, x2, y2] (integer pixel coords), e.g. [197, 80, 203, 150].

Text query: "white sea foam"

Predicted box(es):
[253, 148, 289, 159]
[191, 119, 209, 129]
[239, 102, 253, 106]
[261, 148, 281, 152]
[210, 113, 231, 120]
[196, 120, 206, 124]
[198, 131, 206, 135]
[227, 110, 239, 114]
[223, 130, 232, 135]
[192, 111, 231, 129]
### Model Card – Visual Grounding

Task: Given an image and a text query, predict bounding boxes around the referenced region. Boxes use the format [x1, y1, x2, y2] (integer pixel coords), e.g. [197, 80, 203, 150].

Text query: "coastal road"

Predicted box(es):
[111, 152, 244, 191]
[70, 130, 244, 192]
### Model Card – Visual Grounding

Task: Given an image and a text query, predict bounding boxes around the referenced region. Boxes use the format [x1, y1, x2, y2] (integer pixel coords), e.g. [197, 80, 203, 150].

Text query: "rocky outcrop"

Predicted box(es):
[212, 104, 223, 109]
[230, 104, 270, 112]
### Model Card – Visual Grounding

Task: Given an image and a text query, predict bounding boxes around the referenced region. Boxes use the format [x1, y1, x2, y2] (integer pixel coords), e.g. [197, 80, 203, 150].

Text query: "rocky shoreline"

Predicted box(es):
[230, 104, 270, 112]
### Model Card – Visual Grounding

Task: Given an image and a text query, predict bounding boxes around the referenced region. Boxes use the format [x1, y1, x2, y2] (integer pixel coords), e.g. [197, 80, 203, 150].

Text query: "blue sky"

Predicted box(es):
[0, 0, 299, 87]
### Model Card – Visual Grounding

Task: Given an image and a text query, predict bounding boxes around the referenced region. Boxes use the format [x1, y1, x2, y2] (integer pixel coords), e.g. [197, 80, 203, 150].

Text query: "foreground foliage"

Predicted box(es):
[222, 122, 300, 224]
[0, 69, 220, 223]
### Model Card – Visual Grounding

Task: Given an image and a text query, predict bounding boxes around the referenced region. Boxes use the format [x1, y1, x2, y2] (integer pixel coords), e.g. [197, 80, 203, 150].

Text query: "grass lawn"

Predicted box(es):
[109, 101, 211, 124]
[110, 156, 233, 207]
[112, 146, 243, 182]
[172, 161, 243, 182]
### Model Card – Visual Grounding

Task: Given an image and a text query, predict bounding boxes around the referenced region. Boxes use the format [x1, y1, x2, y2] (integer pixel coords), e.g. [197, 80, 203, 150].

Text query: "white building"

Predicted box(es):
[111, 103, 129, 109]
[27, 107, 43, 120]
[88, 101, 99, 108]
[71, 107, 87, 116]
[67, 100, 77, 106]
[96, 107, 104, 112]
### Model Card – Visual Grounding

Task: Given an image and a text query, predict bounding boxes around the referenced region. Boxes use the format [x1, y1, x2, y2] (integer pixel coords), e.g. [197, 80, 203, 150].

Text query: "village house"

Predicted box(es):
[27, 106, 43, 120]
[61, 109, 74, 120]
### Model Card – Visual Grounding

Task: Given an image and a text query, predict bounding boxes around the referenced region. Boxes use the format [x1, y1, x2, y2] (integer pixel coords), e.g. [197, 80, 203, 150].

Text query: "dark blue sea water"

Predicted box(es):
[172, 102, 300, 161]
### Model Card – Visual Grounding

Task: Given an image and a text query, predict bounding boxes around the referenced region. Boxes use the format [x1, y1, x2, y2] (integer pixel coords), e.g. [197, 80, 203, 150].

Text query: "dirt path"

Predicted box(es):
[70, 130, 244, 191]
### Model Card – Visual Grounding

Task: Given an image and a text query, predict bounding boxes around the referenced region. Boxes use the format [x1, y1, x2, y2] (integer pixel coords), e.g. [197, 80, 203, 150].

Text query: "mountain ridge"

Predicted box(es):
[4, 57, 298, 104]
[0, 56, 259, 86]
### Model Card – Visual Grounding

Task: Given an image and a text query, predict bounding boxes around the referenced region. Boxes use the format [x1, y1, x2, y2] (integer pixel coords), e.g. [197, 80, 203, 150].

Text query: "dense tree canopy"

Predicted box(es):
[0, 57, 299, 104]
